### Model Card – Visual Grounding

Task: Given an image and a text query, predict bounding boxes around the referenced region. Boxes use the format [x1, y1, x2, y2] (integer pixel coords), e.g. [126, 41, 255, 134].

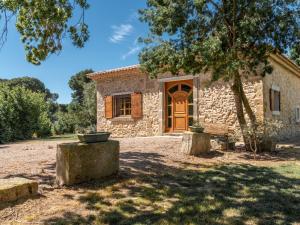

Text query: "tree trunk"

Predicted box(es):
[237, 75, 260, 154]
[239, 79, 257, 126]
[231, 73, 251, 150]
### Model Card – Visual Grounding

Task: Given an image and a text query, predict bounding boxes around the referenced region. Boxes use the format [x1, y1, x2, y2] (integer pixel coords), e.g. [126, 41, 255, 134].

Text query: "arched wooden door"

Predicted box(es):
[165, 80, 193, 133]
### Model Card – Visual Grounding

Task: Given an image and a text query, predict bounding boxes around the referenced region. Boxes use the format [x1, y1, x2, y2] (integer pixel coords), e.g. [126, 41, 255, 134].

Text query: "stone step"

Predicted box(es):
[0, 177, 38, 202]
[163, 133, 183, 137]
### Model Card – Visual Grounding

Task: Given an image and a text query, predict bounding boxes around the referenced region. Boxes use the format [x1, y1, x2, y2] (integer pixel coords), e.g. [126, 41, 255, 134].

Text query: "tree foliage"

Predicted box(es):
[139, 0, 300, 151]
[139, 0, 300, 79]
[69, 69, 94, 104]
[0, 0, 90, 65]
[0, 83, 52, 143]
[0, 76, 58, 101]
[53, 69, 96, 134]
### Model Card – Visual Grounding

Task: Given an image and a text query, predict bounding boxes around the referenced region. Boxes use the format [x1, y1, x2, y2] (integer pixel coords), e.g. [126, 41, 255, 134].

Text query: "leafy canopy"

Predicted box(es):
[69, 69, 94, 104]
[139, 0, 300, 79]
[0, 0, 89, 65]
[0, 83, 52, 142]
[0, 76, 58, 101]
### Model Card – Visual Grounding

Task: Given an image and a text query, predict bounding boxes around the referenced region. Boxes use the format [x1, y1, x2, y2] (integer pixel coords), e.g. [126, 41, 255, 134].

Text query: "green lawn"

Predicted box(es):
[45, 162, 300, 225]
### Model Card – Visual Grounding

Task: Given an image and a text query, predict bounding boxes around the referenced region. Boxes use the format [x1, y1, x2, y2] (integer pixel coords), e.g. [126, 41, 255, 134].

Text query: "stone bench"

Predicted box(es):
[204, 123, 233, 150]
[0, 178, 38, 202]
[56, 140, 120, 186]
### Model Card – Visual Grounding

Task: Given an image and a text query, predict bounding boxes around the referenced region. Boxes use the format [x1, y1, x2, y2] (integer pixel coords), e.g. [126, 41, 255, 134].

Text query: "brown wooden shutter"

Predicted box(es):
[104, 96, 113, 119]
[269, 88, 273, 111]
[131, 92, 143, 119]
[278, 91, 281, 111]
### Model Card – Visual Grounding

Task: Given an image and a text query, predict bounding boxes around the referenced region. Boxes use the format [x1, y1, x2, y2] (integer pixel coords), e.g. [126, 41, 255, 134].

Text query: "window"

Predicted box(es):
[105, 93, 142, 119]
[296, 107, 300, 123]
[269, 86, 281, 115]
[114, 94, 131, 117]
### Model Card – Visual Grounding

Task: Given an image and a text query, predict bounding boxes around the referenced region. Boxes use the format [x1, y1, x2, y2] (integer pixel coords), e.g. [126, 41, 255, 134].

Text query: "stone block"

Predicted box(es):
[181, 132, 211, 156]
[0, 178, 38, 202]
[56, 140, 120, 186]
[210, 139, 228, 151]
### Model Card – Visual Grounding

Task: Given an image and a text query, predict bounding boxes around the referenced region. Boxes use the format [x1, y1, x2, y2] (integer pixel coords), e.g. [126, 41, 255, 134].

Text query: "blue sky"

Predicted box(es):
[0, 0, 148, 103]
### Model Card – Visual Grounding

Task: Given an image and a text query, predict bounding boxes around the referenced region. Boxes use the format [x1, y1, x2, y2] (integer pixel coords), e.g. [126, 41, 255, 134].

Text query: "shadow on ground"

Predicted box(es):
[236, 148, 300, 162]
[44, 151, 300, 225]
[4, 162, 56, 187]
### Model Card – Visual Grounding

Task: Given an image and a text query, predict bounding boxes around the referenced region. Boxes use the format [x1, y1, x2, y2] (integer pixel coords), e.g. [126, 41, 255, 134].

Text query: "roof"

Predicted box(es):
[269, 54, 300, 78]
[87, 64, 141, 80]
[87, 54, 300, 80]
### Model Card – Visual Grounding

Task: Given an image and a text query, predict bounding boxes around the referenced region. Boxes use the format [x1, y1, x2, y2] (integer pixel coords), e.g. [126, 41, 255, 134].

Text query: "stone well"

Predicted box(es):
[56, 140, 119, 186]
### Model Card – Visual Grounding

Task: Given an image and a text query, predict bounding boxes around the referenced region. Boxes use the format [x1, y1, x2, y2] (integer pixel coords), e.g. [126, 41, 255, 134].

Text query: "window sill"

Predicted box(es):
[272, 111, 280, 116]
[111, 116, 134, 122]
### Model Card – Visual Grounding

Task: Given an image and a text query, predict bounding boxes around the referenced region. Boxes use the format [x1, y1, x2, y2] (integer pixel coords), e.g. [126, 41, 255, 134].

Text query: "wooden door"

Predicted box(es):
[165, 80, 193, 133]
[173, 91, 188, 131]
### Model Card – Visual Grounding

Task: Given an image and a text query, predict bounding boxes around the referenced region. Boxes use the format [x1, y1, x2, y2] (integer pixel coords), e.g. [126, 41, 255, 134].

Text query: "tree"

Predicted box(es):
[291, 46, 300, 66]
[0, 0, 90, 65]
[1, 77, 58, 101]
[69, 69, 94, 104]
[52, 69, 96, 135]
[139, 0, 300, 150]
[0, 83, 52, 143]
[68, 80, 97, 133]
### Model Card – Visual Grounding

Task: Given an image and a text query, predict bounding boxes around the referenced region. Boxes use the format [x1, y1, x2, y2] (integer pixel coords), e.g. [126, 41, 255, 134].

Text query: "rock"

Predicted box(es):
[181, 132, 211, 156]
[56, 140, 120, 186]
[0, 177, 38, 202]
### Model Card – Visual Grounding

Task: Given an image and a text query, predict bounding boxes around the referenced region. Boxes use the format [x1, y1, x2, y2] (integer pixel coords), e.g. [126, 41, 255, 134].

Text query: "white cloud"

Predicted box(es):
[109, 24, 133, 43]
[122, 46, 141, 60]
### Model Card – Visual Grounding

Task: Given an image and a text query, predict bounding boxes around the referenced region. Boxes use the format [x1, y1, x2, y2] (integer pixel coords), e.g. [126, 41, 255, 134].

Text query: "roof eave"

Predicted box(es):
[270, 54, 300, 78]
[87, 64, 141, 80]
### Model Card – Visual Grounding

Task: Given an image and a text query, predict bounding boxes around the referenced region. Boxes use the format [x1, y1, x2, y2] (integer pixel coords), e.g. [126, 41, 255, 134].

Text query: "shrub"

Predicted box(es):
[0, 83, 52, 143]
[52, 111, 76, 135]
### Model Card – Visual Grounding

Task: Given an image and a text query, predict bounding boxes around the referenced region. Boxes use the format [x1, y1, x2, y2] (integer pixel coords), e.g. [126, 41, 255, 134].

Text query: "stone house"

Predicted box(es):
[88, 54, 300, 140]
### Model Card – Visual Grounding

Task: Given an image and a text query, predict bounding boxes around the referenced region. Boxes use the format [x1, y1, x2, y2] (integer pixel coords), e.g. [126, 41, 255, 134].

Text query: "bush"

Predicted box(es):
[52, 111, 76, 135]
[0, 83, 52, 143]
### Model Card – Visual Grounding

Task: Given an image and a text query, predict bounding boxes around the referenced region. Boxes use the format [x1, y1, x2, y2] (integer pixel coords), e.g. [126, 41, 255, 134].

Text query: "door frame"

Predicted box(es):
[164, 80, 193, 133]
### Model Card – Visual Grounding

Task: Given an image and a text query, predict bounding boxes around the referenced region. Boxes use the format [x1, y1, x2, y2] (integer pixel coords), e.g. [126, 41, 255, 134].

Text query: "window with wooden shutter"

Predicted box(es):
[115, 94, 131, 116]
[296, 107, 300, 123]
[269, 88, 273, 111]
[104, 96, 113, 119]
[131, 92, 143, 119]
[269, 86, 281, 115]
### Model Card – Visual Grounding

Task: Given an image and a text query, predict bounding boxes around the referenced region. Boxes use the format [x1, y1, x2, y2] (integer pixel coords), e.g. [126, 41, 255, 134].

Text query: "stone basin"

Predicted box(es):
[77, 132, 111, 143]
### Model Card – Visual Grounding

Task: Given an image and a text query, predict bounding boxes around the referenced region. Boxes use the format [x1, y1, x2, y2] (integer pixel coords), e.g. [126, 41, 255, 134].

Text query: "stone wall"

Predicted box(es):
[263, 59, 300, 139]
[96, 73, 160, 137]
[197, 75, 264, 139]
[95, 60, 300, 140]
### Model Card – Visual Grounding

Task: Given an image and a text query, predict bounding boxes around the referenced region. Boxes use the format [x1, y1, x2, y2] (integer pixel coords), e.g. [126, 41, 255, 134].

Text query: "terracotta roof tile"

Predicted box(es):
[87, 64, 141, 80]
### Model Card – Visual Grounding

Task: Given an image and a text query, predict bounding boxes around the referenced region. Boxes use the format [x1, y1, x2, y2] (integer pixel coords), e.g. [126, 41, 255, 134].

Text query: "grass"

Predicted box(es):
[44, 160, 300, 225]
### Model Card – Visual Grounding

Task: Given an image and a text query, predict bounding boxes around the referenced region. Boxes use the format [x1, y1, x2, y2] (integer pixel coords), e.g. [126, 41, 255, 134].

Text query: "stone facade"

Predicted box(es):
[96, 73, 160, 137]
[91, 55, 300, 140]
[197, 75, 264, 139]
[263, 58, 300, 139]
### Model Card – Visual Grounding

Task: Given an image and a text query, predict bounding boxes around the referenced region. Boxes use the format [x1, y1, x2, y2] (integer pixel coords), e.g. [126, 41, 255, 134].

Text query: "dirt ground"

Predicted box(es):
[0, 136, 299, 224]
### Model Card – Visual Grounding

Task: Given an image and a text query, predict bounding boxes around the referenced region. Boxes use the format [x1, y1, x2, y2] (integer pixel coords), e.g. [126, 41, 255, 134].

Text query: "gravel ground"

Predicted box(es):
[0, 136, 299, 224]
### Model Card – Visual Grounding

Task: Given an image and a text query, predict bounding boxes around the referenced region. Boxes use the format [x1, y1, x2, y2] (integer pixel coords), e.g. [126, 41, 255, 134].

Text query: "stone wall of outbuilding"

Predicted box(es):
[263, 59, 300, 140]
[95, 59, 300, 140]
[96, 73, 161, 137]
